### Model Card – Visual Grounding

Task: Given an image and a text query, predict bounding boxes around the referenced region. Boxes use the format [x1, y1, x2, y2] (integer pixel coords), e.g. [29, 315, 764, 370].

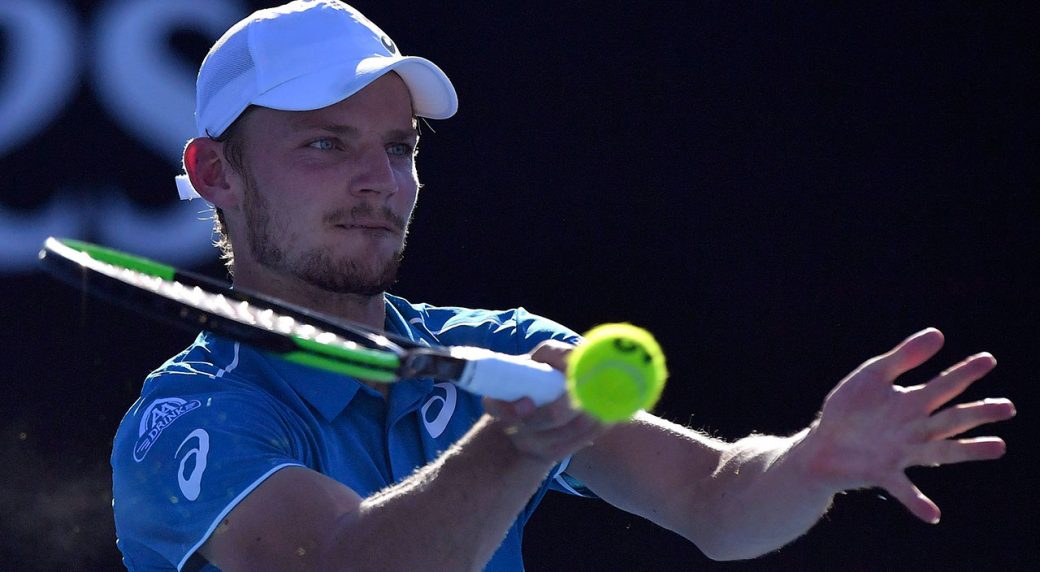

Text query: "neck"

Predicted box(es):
[233, 266, 387, 332]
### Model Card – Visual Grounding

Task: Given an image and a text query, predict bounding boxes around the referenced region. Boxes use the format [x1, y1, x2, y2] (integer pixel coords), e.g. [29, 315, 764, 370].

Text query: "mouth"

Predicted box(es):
[334, 221, 398, 235]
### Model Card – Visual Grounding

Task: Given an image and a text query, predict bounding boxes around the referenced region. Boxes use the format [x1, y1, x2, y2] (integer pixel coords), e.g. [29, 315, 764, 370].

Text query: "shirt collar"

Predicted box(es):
[384, 295, 424, 345]
[247, 295, 430, 422]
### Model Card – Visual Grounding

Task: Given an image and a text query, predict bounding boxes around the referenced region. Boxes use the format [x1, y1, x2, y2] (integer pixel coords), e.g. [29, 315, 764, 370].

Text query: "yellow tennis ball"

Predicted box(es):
[566, 323, 668, 423]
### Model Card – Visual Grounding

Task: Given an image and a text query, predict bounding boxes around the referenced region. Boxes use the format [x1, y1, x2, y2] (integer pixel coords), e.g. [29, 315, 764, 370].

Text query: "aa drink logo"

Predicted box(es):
[133, 397, 202, 462]
[421, 382, 457, 439]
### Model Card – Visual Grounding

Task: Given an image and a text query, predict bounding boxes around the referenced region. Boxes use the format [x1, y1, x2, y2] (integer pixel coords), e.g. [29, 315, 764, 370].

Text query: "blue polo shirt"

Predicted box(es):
[111, 294, 590, 571]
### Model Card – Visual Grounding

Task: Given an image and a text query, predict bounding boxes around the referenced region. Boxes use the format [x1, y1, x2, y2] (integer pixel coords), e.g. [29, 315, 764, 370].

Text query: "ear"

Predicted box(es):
[183, 138, 242, 210]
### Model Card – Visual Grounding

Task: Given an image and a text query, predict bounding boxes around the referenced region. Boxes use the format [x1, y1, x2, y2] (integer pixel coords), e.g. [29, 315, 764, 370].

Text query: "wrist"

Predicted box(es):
[789, 421, 865, 494]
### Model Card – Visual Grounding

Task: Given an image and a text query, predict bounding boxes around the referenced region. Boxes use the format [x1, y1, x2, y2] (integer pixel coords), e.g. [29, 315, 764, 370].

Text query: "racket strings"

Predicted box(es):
[102, 260, 363, 352]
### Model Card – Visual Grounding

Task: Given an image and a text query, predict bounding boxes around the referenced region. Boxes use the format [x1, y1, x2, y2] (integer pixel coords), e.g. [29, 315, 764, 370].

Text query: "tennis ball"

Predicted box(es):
[566, 323, 668, 423]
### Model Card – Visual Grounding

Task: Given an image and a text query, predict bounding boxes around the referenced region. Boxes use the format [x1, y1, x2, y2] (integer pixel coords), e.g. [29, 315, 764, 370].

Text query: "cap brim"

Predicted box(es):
[253, 55, 457, 119]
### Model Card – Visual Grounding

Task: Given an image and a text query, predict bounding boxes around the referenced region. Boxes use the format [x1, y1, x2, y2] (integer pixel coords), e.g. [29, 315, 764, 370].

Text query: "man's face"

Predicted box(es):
[228, 73, 420, 295]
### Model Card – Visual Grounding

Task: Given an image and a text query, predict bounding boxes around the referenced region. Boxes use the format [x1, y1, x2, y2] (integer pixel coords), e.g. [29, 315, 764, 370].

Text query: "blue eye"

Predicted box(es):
[308, 138, 335, 151]
[387, 143, 413, 157]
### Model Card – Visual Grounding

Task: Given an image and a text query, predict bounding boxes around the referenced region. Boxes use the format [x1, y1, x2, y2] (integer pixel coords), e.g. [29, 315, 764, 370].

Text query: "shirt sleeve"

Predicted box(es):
[512, 307, 583, 350]
[111, 374, 305, 570]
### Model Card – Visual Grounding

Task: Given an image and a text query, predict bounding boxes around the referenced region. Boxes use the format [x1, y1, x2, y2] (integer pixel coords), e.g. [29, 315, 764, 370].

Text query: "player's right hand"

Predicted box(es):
[484, 341, 610, 463]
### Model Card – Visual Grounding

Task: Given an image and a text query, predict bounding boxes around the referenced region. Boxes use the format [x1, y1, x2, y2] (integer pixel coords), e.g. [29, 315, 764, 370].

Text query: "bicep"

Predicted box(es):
[566, 412, 727, 528]
[199, 466, 363, 571]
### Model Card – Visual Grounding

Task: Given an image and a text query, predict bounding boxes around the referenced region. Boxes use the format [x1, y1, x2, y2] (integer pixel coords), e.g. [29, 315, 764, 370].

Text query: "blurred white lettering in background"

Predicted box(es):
[0, 0, 244, 272]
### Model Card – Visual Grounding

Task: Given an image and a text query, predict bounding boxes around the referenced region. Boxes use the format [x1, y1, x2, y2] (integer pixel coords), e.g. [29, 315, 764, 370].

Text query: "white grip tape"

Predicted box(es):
[452, 346, 566, 405]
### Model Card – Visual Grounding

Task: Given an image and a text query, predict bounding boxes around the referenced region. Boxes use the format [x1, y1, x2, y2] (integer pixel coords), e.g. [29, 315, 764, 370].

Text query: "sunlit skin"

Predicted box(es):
[186, 73, 420, 334]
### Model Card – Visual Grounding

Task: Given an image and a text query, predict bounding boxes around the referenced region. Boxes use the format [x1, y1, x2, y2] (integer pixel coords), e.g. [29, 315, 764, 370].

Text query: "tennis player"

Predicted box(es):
[110, 1, 1015, 570]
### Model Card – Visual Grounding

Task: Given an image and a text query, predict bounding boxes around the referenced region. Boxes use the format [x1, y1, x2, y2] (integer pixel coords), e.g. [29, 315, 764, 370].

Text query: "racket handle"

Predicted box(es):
[451, 347, 566, 406]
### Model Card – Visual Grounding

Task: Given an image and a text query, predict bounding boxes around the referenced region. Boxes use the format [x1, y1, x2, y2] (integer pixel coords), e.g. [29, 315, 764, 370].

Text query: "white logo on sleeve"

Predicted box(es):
[175, 429, 210, 501]
[421, 382, 457, 439]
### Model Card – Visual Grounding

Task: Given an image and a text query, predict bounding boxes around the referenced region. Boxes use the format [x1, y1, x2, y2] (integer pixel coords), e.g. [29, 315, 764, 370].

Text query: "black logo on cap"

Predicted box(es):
[381, 35, 397, 54]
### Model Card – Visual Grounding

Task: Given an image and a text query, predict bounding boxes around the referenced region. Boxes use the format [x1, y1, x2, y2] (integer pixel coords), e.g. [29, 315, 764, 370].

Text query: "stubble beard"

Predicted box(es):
[242, 172, 409, 297]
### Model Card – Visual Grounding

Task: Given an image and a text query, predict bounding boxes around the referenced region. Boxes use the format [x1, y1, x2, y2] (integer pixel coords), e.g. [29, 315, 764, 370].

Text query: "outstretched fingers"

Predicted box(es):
[909, 436, 1008, 467]
[918, 398, 1016, 441]
[915, 353, 998, 413]
[865, 328, 946, 382]
[818, 329, 1014, 525]
[882, 472, 941, 524]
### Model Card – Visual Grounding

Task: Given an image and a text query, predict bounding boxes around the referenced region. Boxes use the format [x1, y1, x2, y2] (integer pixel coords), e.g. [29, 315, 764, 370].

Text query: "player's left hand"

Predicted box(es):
[800, 328, 1016, 523]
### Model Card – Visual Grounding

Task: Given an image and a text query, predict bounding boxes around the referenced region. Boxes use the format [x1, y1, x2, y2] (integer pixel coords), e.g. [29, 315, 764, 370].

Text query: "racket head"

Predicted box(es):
[39, 237, 404, 381]
[47, 238, 420, 347]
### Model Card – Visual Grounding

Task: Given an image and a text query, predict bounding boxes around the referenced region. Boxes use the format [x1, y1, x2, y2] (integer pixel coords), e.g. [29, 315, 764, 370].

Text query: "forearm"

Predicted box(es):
[683, 427, 835, 560]
[571, 415, 836, 562]
[318, 414, 555, 571]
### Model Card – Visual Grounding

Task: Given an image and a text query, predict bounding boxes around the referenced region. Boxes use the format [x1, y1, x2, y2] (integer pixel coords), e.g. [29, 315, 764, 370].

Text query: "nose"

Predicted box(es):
[350, 145, 399, 197]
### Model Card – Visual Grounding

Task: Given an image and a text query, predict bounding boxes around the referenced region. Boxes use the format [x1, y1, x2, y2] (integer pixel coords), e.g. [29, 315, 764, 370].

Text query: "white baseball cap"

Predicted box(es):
[175, 0, 457, 200]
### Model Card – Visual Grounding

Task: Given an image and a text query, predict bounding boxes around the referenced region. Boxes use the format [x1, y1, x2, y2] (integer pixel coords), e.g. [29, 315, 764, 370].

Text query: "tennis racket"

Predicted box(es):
[39, 236, 579, 406]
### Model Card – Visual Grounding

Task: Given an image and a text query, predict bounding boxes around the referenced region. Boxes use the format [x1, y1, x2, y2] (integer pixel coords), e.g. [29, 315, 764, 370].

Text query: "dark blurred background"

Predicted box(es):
[1, 1, 1036, 570]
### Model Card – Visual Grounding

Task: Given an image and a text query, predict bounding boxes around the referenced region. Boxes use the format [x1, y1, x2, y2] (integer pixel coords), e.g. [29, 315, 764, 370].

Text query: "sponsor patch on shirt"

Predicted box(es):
[421, 382, 457, 439]
[133, 397, 202, 462]
[175, 429, 210, 500]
